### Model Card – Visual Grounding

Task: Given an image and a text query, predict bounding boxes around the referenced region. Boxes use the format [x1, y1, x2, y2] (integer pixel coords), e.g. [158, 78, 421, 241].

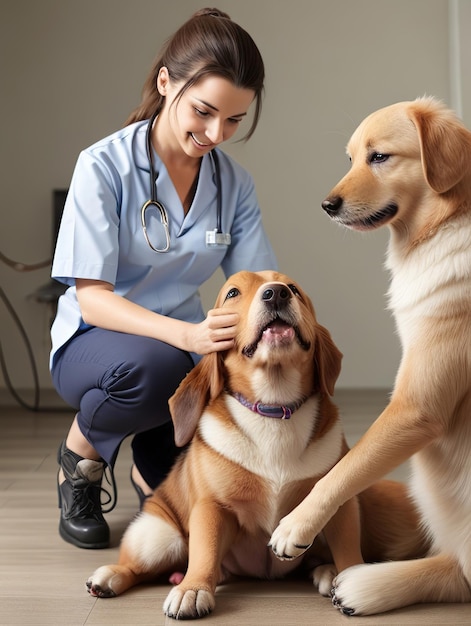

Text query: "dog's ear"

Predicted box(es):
[313, 324, 343, 396]
[168, 352, 226, 447]
[411, 102, 471, 193]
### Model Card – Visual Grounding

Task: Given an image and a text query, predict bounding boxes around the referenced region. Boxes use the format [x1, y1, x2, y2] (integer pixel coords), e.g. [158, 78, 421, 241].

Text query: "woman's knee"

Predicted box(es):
[102, 343, 193, 412]
[53, 330, 194, 422]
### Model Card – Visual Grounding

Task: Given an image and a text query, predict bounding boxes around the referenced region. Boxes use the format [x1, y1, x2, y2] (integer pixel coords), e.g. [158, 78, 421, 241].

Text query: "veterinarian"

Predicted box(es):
[50, 7, 277, 550]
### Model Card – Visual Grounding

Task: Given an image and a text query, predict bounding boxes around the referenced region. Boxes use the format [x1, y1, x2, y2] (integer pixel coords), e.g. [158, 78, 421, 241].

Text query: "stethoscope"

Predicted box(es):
[140, 110, 231, 252]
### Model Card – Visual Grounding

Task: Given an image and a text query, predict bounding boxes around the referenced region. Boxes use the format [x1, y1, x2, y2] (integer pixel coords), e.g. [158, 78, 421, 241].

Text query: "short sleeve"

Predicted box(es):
[51, 150, 122, 286]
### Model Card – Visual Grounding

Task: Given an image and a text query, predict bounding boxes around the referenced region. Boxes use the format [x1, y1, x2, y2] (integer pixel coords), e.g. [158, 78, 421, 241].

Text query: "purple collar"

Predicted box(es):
[229, 391, 307, 420]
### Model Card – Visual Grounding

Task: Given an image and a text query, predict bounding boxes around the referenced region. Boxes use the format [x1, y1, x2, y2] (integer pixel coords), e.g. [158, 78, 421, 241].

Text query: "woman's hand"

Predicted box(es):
[190, 308, 239, 355]
[76, 279, 238, 356]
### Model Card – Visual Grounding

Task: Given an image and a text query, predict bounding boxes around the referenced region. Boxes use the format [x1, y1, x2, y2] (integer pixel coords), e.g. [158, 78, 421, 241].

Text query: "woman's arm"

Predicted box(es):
[76, 278, 238, 355]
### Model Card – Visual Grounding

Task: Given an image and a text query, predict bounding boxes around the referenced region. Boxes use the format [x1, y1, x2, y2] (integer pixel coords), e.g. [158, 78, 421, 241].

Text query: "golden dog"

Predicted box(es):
[87, 270, 426, 619]
[269, 97, 471, 615]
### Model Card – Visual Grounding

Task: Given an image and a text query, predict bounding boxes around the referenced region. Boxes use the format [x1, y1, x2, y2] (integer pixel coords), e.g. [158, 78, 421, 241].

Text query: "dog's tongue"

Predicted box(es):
[262, 320, 295, 343]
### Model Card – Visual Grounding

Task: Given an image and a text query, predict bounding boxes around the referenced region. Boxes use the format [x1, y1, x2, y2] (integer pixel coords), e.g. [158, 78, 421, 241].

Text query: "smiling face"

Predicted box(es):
[156, 68, 255, 159]
[217, 271, 316, 404]
[214, 271, 342, 406]
[219, 270, 313, 364]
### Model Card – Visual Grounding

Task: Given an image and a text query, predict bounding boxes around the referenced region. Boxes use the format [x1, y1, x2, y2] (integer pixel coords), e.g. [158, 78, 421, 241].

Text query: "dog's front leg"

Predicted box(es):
[269, 481, 337, 561]
[312, 496, 364, 597]
[163, 501, 239, 620]
[270, 394, 441, 561]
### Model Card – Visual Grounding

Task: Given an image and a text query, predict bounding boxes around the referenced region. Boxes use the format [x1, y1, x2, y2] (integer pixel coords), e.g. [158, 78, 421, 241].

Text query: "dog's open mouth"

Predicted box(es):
[242, 316, 310, 358]
[341, 202, 398, 231]
[262, 319, 295, 343]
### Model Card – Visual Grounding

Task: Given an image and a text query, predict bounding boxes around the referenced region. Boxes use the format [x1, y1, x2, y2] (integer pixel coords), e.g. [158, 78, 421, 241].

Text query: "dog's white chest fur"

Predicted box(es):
[199, 394, 342, 491]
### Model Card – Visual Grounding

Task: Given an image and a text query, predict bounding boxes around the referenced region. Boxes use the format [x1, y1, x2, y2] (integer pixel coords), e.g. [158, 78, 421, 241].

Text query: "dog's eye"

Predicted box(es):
[288, 284, 300, 297]
[225, 287, 240, 300]
[369, 152, 389, 164]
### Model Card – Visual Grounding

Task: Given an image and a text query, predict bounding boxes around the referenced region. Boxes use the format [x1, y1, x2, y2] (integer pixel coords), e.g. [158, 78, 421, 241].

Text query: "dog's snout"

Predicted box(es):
[262, 284, 291, 309]
[322, 196, 343, 215]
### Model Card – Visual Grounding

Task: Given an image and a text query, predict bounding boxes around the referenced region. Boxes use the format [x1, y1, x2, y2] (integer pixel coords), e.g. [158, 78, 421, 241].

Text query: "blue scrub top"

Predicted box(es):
[50, 120, 278, 369]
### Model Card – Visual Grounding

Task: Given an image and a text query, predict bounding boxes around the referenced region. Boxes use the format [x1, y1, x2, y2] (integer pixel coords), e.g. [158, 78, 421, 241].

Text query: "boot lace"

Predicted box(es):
[68, 465, 117, 518]
[101, 465, 117, 514]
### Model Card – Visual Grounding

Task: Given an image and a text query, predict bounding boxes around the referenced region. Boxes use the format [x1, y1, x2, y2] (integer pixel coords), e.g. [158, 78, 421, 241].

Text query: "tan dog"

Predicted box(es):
[87, 270, 426, 619]
[269, 97, 471, 615]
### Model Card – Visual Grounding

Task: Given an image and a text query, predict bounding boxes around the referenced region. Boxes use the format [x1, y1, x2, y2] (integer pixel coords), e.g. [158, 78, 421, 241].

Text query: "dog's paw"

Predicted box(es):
[331, 562, 397, 616]
[86, 566, 119, 598]
[268, 515, 313, 561]
[332, 561, 421, 616]
[163, 585, 215, 620]
[331, 564, 375, 616]
[312, 563, 337, 597]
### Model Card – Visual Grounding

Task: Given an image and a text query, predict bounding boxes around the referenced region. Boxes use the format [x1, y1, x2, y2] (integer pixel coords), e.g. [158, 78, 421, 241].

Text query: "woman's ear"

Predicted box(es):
[157, 66, 170, 96]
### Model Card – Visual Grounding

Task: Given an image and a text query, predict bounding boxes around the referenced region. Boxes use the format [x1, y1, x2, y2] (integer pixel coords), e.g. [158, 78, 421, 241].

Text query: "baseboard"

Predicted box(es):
[0, 387, 71, 409]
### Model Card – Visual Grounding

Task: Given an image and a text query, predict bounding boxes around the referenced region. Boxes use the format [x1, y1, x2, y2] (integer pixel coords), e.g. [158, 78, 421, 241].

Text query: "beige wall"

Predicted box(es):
[0, 0, 466, 396]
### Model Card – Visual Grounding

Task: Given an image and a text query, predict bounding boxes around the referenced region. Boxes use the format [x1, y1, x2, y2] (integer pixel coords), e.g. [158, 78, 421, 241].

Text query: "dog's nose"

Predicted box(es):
[322, 196, 343, 215]
[262, 284, 291, 309]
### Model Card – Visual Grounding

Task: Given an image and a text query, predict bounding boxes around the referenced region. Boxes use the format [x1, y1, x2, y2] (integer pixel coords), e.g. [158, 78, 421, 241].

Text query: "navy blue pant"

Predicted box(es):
[51, 327, 194, 489]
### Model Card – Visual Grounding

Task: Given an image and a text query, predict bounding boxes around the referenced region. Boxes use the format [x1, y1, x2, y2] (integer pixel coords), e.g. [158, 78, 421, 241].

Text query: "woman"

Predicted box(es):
[50, 7, 277, 549]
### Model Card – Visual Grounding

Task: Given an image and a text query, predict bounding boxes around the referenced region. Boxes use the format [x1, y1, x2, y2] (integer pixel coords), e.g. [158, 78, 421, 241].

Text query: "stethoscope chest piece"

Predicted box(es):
[140, 199, 170, 253]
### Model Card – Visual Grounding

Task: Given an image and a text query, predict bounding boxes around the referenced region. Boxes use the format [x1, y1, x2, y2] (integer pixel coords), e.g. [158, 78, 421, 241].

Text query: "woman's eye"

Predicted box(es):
[369, 152, 390, 164]
[225, 287, 240, 300]
[194, 107, 208, 117]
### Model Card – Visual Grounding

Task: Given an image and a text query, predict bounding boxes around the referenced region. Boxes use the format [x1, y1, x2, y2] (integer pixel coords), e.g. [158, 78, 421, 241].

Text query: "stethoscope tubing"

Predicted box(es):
[143, 111, 224, 253]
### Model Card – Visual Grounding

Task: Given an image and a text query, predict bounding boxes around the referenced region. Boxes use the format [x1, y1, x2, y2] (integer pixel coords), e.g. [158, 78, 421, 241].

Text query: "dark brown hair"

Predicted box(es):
[125, 8, 264, 140]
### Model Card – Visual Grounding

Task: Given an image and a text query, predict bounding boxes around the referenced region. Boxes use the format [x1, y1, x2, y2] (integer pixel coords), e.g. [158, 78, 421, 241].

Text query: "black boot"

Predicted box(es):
[57, 441, 110, 549]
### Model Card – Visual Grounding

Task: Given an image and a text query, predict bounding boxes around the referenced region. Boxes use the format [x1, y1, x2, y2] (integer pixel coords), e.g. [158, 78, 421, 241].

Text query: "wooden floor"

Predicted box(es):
[1, 389, 469, 625]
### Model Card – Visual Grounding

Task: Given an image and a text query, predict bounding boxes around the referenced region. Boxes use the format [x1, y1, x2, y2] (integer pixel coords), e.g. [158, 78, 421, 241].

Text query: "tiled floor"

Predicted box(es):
[0, 389, 469, 625]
